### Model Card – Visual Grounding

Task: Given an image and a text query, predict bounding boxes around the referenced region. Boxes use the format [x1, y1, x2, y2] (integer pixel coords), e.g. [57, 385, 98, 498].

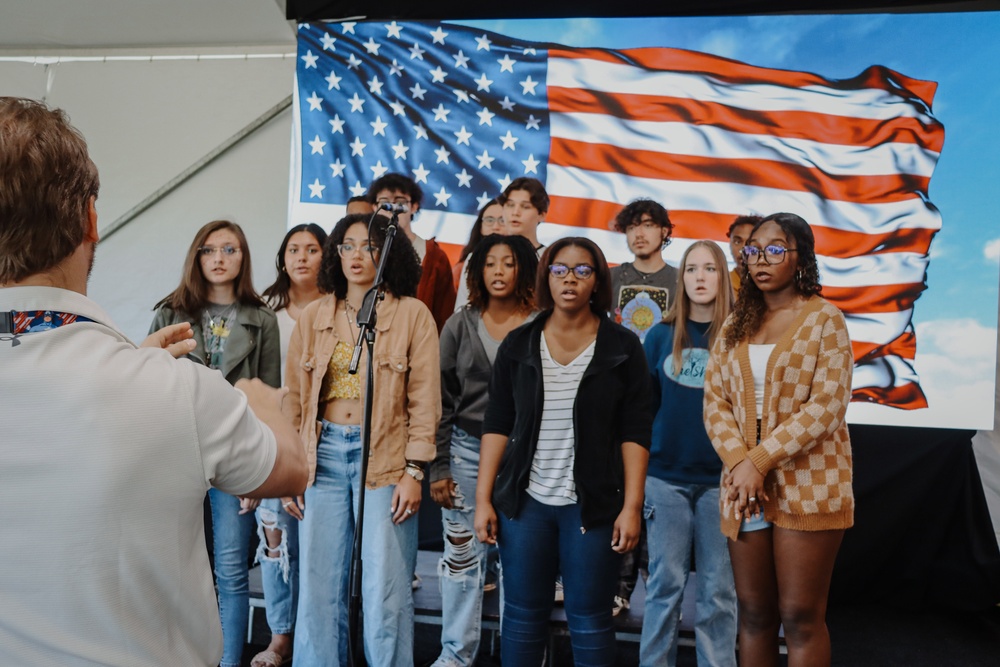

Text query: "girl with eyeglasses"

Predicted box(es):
[284, 213, 440, 667]
[150, 219, 280, 667]
[430, 233, 538, 667]
[451, 197, 506, 290]
[704, 212, 854, 667]
[248, 223, 328, 667]
[474, 237, 653, 666]
[639, 240, 737, 666]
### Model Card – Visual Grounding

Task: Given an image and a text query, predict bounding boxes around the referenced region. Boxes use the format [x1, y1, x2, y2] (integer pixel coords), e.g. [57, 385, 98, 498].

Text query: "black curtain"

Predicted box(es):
[832, 424, 1000, 610]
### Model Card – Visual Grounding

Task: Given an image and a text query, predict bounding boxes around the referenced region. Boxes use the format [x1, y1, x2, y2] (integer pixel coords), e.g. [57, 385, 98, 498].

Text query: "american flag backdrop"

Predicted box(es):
[289, 20, 944, 412]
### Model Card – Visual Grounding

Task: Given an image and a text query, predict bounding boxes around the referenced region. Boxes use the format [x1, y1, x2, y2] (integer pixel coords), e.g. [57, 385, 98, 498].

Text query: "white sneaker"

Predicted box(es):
[612, 595, 630, 617]
[554, 578, 564, 604]
[412, 573, 422, 590]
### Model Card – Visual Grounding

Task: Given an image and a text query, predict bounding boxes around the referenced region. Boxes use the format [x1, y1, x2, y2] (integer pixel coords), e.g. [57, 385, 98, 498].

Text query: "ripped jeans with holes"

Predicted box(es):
[433, 427, 495, 667]
[254, 497, 299, 635]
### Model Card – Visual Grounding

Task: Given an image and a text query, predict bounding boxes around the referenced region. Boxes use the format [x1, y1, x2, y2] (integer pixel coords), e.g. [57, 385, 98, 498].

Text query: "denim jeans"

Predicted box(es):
[293, 421, 418, 667]
[640, 477, 737, 667]
[433, 428, 495, 667]
[208, 487, 257, 667]
[498, 494, 621, 667]
[254, 496, 299, 634]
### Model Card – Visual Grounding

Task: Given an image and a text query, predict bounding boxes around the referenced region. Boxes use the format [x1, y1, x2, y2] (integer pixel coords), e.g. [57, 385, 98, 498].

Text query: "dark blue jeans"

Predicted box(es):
[497, 494, 621, 667]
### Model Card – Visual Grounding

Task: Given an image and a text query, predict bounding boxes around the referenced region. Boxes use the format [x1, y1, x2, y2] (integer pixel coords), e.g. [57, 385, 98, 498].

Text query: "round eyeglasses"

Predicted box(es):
[548, 263, 595, 279]
[337, 242, 378, 257]
[198, 245, 240, 257]
[741, 245, 797, 265]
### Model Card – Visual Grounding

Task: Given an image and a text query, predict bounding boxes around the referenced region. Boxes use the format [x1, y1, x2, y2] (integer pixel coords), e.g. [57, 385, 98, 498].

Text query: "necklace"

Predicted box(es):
[343, 299, 359, 328]
[207, 302, 238, 337]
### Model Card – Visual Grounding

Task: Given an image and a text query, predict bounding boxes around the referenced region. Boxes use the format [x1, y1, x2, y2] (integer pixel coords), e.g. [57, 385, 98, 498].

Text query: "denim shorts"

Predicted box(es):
[740, 508, 772, 533]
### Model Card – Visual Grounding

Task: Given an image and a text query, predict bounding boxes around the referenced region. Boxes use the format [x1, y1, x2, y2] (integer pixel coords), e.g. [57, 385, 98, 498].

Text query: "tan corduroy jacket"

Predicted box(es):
[286, 292, 441, 489]
[704, 296, 855, 540]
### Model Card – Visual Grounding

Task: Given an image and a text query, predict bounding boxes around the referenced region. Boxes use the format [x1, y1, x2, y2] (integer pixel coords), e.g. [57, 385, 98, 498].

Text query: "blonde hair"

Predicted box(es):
[663, 241, 733, 376]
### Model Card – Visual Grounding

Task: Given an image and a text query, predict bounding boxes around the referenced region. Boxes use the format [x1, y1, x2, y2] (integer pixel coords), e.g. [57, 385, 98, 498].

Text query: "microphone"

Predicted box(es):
[376, 202, 409, 214]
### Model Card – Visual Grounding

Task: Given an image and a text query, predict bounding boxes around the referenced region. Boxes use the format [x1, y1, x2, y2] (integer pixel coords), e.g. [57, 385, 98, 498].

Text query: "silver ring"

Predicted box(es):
[748, 497, 757, 503]
[405, 509, 413, 514]
[282, 502, 293, 508]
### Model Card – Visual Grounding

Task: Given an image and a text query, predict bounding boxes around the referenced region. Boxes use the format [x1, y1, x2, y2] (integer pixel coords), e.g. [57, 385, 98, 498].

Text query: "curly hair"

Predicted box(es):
[318, 213, 422, 299]
[612, 198, 673, 243]
[465, 234, 538, 312]
[724, 212, 823, 348]
[261, 223, 328, 311]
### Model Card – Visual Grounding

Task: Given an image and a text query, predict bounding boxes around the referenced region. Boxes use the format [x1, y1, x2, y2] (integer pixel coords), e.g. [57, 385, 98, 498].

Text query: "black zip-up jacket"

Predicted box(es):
[482, 312, 653, 529]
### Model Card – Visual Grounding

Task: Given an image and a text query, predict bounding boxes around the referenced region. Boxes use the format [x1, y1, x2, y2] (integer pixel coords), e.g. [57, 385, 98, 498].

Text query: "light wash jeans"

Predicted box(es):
[640, 477, 737, 667]
[293, 421, 418, 667]
[498, 494, 621, 667]
[254, 496, 299, 634]
[208, 488, 256, 667]
[433, 428, 494, 667]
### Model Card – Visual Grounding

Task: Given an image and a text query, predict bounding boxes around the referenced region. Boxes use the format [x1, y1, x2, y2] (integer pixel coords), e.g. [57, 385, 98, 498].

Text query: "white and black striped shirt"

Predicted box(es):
[526, 333, 596, 506]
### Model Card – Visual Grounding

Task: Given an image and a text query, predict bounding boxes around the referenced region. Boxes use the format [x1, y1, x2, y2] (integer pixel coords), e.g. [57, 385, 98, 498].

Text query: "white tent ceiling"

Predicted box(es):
[0, 0, 296, 52]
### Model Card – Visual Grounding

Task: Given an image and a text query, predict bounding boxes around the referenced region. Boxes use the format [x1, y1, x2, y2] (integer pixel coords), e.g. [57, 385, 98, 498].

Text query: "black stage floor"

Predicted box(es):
[243, 550, 1000, 666]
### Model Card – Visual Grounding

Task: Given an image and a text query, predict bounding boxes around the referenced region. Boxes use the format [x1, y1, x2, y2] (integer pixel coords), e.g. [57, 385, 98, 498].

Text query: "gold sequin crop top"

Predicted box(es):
[319, 341, 362, 400]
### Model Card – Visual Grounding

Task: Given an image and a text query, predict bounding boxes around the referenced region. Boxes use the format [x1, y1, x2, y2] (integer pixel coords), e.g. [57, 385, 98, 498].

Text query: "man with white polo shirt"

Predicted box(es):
[0, 96, 307, 666]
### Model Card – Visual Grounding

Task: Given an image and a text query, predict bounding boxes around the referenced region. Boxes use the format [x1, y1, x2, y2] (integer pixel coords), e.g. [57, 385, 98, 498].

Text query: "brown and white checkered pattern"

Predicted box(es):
[704, 296, 855, 539]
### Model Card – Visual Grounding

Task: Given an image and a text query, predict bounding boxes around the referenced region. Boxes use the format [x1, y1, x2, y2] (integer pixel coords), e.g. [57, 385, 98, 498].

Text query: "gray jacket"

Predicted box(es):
[149, 302, 281, 389]
[432, 307, 491, 483]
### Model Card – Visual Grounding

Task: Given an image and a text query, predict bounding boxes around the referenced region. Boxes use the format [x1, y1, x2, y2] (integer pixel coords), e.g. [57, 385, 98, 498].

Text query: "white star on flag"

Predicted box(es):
[409, 43, 425, 60]
[411, 163, 430, 183]
[389, 100, 406, 116]
[308, 178, 325, 198]
[370, 116, 388, 136]
[476, 149, 495, 169]
[367, 75, 383, 95]
[301, 50, 318, 68]
[306, 92, 323, 111]
[525, 115, 541, 130]
[389, 59, 404, 76]
[321, 33, 337, 51]
[328, 115, 345, 134]
[370, 160, 389, 178]
[435, 146, 452, 164]
[349, 136, 366, 156]
[456, 169, 473, 187]
[500, 130, 519, 150]
[363, 38, 381, 55]
[413, 123, 429, 140]
[497, 174, 512, 190]
[433, 104, 451, 122]
[308, 135, 326, 154]
[385, 21, 402, 39]
[325, 71, 342, 90]
[475, 73, 494, 91]
[476, 192, 492, 209]
[498, 55, 515, 73]
[330, 159, 346, 177]
[347, 54, 362, 70]
[434, 187, 452, 206]
[500, 96, 515, 111]
[453, 90, 471, 103]
[476, 107, 495, 126]
[475, 34, 491, 51]
[392, 140, 409, 159]
[349, 180, 366, 196]
[520, 75, 538, 95]
[429, 26, 448, 44]
[454, 126, 473, 145]
[341, 22, 356, 34]
[521, 154, 540, 174]
[430, 66, 447, 83]
[453, 51, 470, 69]
[348, 93, 365, 113]
[409, 83, 427, 100]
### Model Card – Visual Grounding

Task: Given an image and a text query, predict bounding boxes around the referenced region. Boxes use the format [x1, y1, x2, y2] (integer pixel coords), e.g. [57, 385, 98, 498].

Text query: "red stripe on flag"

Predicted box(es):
[851, 331, 918, 362]
[812, 225, 936, 258]
[852, 382, 928, 410]
[548, 87, 944, 153]
[824, 283, 927, 315]
[549, 138, 929, 204]
[550, 48, 938, 106]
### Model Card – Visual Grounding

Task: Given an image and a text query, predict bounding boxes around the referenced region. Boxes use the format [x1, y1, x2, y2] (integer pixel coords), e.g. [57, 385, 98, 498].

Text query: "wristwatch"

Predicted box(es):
[404, 461, 425, 482]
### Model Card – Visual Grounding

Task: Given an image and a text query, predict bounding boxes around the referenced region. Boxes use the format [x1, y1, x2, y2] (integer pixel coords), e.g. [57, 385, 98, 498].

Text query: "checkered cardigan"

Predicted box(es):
[704, 296, 854, 540]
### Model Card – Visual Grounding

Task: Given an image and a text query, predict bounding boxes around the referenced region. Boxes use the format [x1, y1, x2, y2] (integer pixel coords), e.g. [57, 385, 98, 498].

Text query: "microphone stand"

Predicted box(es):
[346, 212, 399, 667]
